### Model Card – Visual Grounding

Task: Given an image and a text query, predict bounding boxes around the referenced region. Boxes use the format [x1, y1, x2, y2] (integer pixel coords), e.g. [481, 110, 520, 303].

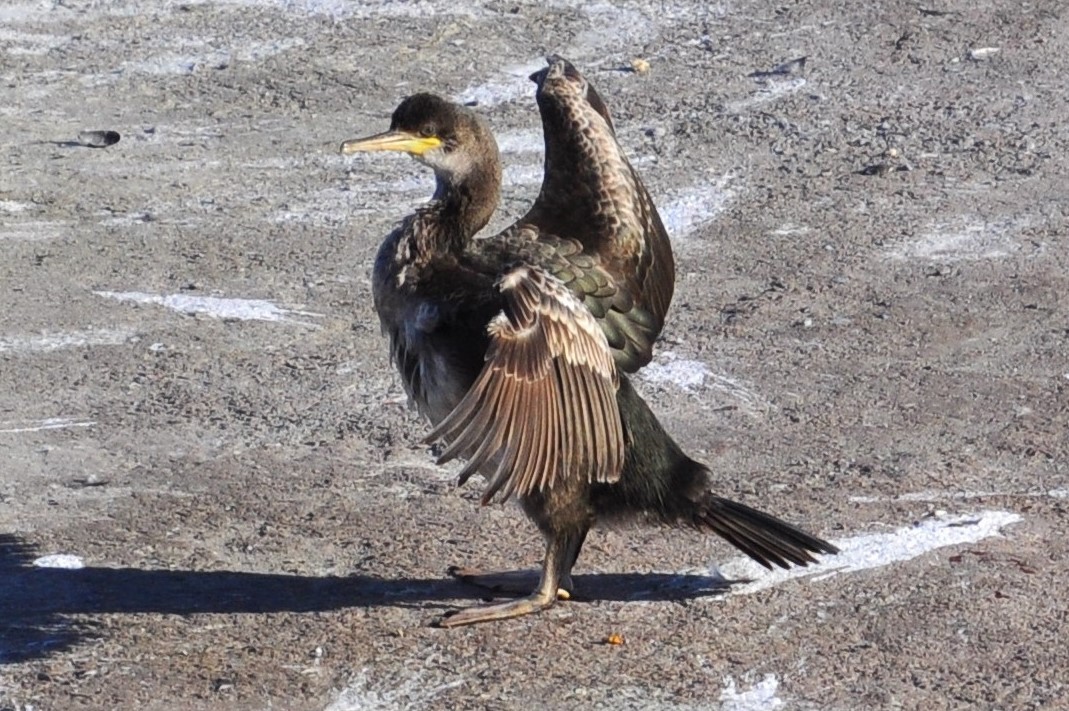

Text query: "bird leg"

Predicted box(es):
[448, 567, 574, 600]
[447, 528, 588, 601]
[434, 529, 586, 627]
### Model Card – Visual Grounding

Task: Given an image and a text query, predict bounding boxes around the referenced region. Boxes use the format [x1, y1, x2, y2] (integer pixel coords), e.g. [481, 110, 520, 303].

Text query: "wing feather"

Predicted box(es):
[425, 265, 624, 503]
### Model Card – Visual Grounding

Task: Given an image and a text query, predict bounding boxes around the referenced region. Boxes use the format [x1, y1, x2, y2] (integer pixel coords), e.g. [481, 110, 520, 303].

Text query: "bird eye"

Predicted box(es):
[420, 125, 437, 138]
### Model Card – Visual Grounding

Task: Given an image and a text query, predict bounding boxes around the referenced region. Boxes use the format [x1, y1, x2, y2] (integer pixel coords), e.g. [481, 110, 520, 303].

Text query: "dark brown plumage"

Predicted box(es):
[340, 56, 837, 627]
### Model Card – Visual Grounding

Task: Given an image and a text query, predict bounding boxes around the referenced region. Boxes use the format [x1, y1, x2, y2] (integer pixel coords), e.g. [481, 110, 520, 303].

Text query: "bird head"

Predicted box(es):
[340, 93, 499, 187]
[529, 55, 615, 135]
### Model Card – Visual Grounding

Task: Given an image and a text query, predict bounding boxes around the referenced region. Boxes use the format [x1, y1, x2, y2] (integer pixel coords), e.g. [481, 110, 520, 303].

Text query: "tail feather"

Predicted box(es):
[697, 495, 839, 570]
[599, 377, 838, 570]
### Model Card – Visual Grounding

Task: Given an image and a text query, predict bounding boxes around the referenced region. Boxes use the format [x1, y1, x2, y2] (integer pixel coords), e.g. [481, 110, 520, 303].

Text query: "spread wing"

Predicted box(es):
[424, 265, 624, 504]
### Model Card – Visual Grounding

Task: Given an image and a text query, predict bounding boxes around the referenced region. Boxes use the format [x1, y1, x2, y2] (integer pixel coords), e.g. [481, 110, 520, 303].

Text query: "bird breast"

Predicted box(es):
[372, 244, 473, 425]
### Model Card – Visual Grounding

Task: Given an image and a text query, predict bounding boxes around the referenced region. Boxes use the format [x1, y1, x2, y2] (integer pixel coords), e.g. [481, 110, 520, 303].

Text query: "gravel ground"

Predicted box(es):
[2, 0, 1067, 709]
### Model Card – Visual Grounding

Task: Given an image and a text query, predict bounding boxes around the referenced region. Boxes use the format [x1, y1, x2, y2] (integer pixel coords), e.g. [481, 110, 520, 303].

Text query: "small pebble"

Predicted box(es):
[771, 56, 807, 75]
[78, 130, 121, 148]
[968, 47, 1000, 60]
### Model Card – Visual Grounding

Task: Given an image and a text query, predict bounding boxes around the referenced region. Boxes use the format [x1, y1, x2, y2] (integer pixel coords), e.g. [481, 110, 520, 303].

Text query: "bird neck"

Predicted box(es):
[423, 161, 500, 251]
[394, 160, 500, 280]
[526, 99, 640, 248]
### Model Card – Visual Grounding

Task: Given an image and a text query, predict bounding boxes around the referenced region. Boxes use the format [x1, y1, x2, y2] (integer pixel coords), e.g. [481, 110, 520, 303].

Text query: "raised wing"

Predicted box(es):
[424, 265, 624, 504]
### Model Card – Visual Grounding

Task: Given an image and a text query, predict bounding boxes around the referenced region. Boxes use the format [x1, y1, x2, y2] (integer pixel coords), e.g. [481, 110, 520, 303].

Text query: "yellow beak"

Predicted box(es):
[339, 130, 442, 156]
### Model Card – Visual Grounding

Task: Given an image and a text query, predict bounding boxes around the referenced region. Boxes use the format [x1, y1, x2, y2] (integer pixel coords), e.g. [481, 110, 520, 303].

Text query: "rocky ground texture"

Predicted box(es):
[1, 0, 1067, 709]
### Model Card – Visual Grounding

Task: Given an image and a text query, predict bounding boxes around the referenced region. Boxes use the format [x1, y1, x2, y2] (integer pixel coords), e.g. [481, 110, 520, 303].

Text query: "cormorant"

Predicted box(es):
[340, 56, 837, 627]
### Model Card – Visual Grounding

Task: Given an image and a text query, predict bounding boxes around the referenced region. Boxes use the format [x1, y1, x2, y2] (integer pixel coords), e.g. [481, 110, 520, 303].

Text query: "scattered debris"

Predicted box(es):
[630, 57, 650, 74]
[749, 56, 806, 79]
[77, 130, 121, 148]
[968, 47, 1001, 61]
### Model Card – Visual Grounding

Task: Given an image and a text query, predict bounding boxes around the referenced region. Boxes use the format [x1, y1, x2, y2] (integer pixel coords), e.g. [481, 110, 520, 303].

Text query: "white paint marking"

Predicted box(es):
[32, 554, 85, 570]
[720, 674, 784, 711]
[324, 669, 464, 711]
[850, 489, 1068, 503]
[885, 220, 1020, 261]
[641, 352, 770, 415]
[0, 418, 95, 434]
[94, 291, 323, 326]
[715, 510, 1021, 595]
[0, 329, 135, 353]
[659, 177, 736, 239]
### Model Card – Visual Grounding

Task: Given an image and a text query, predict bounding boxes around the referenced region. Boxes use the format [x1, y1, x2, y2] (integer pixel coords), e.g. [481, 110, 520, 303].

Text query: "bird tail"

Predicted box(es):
[691, 491, 839, 570]
[600, 376, 838, 570]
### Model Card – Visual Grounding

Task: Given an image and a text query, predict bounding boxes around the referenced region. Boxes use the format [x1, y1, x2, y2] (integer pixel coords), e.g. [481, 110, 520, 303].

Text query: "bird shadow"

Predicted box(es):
[0, 533, 734, 664]
[30, 139, 86, 148]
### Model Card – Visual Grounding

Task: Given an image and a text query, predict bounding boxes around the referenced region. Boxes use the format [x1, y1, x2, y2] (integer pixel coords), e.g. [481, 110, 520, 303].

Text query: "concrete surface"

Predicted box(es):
[1, 0, 1067, 709]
